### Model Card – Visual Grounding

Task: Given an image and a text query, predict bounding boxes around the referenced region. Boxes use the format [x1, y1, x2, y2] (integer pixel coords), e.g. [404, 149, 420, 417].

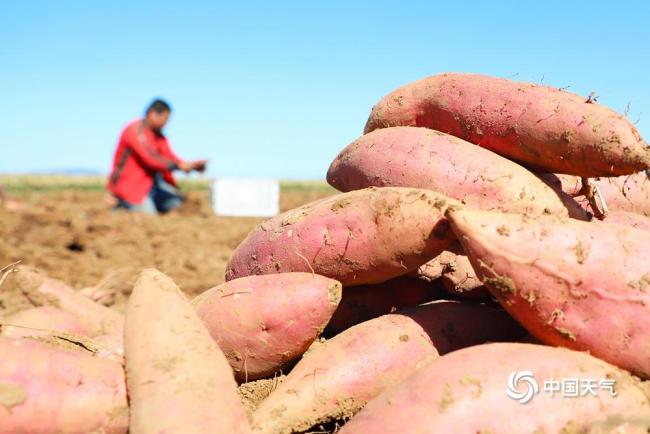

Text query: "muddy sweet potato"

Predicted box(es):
[324, 275, 444, 335]
[0, 266, 125, 354]
[602, 210, 650, 232]
[413, 242, 490, 301]
[327, 126, 569, 216]
[5, 266, 123, 337]
[364, 73, 649, 176]
[225, 187, 458, 286]
[192, 272, 342, 382]
[0, 337, 128, 434]
[438, 249, 490, 301]
[448, 209, 650, 378]
[0, 306, 91, 337]
[251, 301, 523, 434]
[338, 343, 650, 434]
[125, 269, 252, 434]
[544, 172, 650, 217]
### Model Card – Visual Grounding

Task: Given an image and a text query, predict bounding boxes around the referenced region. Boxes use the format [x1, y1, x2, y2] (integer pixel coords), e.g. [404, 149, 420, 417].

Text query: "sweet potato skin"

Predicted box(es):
[324, 276, 444, 335]
[338, 343, 650, 434]
[546, 172, 650, 217]
[225, 187, 458, 286]
[251, 301, 523, 434]
[251, 313, 438, 434]
[364, 73, 649, 176]
[192, 273, 342, 382]
[1, 306, 91, 337]
[0, 337, 128, 434]
[327, 126, 568, 216]
[125, 269, 252, 434]
[414, 242, 490, 300]
[6, 266, 124, 342]
[603, 210, 650, 232]
[449, 209, 650, 378]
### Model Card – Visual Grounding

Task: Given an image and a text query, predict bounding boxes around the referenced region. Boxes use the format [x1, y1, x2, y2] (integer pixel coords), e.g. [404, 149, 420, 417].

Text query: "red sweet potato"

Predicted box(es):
[327, 126, 569, 216]
[125, 269, 252, 434]
[439, 253, 490, 301]
[448, 209, 650, 378]
[364, 73, 649, 176]
[192, 272, 342, 382]
[603, 210, 650, 232]
[544, 172, 650, 217]
[226, 187, 458, 286]
[0, 337, 128, 434]
[251, 301, 523, 434]
[324, 275, 444, 335]
[412, 242, 489, 300]
[8, 266, 123, 342]
[338, 343, 650, 434]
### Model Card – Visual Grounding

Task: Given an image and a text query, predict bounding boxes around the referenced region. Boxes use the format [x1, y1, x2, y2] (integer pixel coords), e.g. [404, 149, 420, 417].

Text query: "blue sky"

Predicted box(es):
[2, 1, 649, 179]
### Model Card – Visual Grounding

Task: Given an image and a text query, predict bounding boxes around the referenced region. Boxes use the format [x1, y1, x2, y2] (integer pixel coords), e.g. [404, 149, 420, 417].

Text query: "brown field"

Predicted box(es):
[0, 175, 336, 313]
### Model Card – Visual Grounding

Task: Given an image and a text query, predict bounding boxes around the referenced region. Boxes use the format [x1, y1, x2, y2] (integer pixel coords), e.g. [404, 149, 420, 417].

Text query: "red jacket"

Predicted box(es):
[108, 119, 182, 204]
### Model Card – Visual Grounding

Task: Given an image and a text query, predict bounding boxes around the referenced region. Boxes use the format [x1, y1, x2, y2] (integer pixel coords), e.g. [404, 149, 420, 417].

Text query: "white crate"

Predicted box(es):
[210, 178, 279, 217]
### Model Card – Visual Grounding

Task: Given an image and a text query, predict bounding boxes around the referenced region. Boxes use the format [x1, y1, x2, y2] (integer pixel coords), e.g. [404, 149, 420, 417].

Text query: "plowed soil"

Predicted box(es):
[0, 182, 335, 313]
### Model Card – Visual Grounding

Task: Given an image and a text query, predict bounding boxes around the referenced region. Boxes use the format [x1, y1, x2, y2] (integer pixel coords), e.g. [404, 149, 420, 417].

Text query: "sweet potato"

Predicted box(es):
[439, 253, 489, 301]
[324, 275, 444, 335]
[327, 126, 569, 216]
[0, 306, 91, 337]
[0, 336, 128, 434]
[448, 209, 650, 378]
[585, 417, 650, 434]
[410, 250, 452, 282]
[192, 272, 342, 382]
[5, 266, 123, 339]
[603, 210, 650, 232]
[251, 301, 523, 434]
[338, 343, 650, 434]
[125, 269, 252, 433]
[225, 187, 458, 286]
[412, 242, 489, 300]
[364, 73, 649, 176]
[544, 172, 650, 217]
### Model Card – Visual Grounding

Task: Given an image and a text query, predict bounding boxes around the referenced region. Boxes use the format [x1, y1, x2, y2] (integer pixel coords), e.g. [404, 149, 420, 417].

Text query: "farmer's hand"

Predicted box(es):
[178, 160, 207, 173]
[191, 159, 208, 173]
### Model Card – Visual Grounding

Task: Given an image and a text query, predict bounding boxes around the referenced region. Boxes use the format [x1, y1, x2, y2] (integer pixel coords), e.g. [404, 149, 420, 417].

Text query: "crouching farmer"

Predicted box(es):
[108, 99, 207, 213]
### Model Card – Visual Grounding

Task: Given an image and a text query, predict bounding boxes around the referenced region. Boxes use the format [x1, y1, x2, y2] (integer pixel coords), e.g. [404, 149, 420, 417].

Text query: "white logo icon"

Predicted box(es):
[507, 371, 539, 404]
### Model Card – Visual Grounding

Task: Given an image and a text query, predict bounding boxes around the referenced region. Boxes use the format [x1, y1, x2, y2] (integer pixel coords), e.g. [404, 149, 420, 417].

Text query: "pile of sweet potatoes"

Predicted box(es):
[2, 72, 650, 433]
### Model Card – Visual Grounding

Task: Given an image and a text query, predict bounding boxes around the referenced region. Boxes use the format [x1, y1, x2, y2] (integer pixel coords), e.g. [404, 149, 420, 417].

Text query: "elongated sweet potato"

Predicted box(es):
[1, 306, 91, 337]
[125, 269, 252, 434]
[226, 187, 458, 286]
[338, 343, 650, 434]
[448, 209, 650, 378]
[192, 273, 342, 382]
[327, 126, 569, 216]
[0, 337, 128, 434]
[251, 301, 523, 434]
[364, 73, 649, 176]
[324, 275, 444, 335]
[4, 266, 123, 337]
[544, 172, 650, 217]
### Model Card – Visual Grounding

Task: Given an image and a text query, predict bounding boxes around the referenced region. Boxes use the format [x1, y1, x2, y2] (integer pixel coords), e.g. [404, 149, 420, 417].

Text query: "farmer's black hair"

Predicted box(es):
[146, 98, 172, 114]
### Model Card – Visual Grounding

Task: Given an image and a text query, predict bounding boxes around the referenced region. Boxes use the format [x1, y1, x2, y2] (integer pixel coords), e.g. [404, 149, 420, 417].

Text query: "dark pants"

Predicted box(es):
[114, 174, 184, 214]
